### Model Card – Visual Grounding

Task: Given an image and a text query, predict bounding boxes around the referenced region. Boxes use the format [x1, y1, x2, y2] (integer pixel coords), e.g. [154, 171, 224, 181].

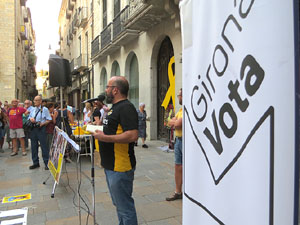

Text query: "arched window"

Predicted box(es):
[111, 61, 120, 76]
[100, 68, 107, 93]
[129, 54, 139, 108]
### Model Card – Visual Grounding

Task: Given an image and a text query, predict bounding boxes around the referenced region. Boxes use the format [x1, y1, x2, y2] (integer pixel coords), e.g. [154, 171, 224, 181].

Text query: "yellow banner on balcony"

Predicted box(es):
[24, 40, 28, 46]
[161, 56, 175, 110]
[20, 25, 25, 32]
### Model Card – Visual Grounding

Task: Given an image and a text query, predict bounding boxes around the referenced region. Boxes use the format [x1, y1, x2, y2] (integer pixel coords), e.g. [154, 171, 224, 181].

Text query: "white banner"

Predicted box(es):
[180, 0, 298, 224]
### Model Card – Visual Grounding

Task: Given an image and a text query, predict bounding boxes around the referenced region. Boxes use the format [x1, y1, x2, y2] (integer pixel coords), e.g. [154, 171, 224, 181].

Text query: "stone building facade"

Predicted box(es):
[57, 0, 93, 112]
[58, 0, 181, 140]
[0, 0, 37, 102]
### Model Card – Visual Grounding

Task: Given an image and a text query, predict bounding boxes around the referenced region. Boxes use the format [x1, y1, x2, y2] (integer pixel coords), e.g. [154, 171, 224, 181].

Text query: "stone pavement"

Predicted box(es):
[0, 140, 182, 225]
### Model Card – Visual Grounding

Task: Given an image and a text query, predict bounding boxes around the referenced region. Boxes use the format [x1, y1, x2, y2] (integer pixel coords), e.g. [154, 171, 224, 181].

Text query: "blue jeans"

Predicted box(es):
[104, 168, 137, 225]
[174, 137, 182, 165]
[30, 126, 49, 166]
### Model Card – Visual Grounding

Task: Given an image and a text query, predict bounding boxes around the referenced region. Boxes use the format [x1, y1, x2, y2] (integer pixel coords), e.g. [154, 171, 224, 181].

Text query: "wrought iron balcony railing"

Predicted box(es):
[101, 23, 112, 49]
[74, 54, 88, 70]
[113, 5, 129, 40]
[79, 7, 88, 28]
[91, 35, 100, 58]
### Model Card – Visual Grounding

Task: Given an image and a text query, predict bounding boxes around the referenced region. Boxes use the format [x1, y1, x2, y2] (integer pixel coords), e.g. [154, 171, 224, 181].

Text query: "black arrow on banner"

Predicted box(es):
[184, 106, 274, 224]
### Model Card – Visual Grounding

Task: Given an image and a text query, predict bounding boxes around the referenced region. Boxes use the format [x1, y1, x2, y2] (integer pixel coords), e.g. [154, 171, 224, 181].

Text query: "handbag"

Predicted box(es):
[23, 108, 41, 131]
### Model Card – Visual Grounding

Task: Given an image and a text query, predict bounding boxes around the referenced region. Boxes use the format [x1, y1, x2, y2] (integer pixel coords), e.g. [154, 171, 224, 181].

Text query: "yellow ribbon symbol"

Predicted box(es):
[161, 56, 175, 110]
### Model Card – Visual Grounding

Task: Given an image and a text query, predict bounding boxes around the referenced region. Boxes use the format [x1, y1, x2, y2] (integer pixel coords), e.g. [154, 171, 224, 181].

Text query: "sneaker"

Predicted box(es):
[0, 149, 4, 153]
[134, 142, 138, 146]
[22, 152, 27, 156]
[45, 166, 49, 170]
[142, 144, 148, 148]
[29, 164, 40, 170]
[10, 152, 18, 156]
[166, 192, 182, 201]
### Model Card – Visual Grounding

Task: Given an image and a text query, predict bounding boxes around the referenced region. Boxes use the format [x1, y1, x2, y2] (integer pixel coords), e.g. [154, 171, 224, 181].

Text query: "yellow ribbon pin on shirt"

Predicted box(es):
[161, 56, 175, 110]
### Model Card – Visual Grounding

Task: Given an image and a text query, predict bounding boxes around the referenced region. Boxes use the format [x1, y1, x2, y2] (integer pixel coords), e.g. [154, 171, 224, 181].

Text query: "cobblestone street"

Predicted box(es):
[0, 140, 182, 225]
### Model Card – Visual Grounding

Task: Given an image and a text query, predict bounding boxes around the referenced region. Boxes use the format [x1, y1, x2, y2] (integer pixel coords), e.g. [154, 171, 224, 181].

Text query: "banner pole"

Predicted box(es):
[60, 86, 64, 130]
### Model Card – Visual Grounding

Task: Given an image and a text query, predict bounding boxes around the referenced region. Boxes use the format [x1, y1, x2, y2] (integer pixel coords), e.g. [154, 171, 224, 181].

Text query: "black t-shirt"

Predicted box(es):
[92, 108, 101, 122]
[99, 99, 138, 172]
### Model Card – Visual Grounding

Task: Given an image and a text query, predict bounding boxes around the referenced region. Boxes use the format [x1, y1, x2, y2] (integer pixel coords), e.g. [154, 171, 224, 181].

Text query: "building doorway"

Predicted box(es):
[157, 36, 174, 140]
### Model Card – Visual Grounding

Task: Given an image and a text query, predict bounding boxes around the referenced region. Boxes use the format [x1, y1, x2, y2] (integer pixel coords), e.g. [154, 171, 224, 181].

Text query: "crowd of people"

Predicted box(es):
[0, 97, 76, 169]
[0, 76, 182, 225]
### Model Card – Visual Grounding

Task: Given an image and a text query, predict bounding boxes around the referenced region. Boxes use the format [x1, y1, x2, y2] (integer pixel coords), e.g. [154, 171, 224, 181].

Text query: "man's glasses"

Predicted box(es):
[106, 85, 116, 89]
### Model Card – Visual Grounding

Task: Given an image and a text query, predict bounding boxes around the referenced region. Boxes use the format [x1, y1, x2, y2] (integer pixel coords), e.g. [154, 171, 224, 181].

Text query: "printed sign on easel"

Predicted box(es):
[48, 127, 68, 184]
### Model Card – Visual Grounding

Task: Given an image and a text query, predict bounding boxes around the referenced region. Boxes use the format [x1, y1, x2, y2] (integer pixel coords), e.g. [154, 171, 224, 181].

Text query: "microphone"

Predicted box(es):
[82, 94, 106, 104]
[82, 98, 98, 104]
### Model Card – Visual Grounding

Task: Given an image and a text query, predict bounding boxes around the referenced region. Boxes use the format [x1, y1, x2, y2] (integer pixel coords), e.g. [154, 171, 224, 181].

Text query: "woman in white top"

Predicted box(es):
[83, 102, 92, 124]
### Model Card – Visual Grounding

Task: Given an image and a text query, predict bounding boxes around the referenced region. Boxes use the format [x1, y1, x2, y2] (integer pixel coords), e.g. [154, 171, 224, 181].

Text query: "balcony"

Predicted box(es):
[91, 35, 100, 59]
[66, 9, 71, 20]
[92, 23, 120, 60]
[74, 54, 88, 72]
[112, 5, 139, 46]
[24, 40, 29, 51]
[20, 25, 27, 40]
[101, 23, 112, 49]
[68, 0, 74, 11]
[70, 59, 74, 72]
[28, 52, 36, 66]
[79, 7, 88, 28]
[67, 35, 71, 46]
[113, 6, 128, 39]
[69, 28, 73, 40]
[72, 20, 76, 34]
[23, 8, 28, 23]
[22, 70, 27, 81]
[73, 10, 80, 29]
[124, 0, 169, 31]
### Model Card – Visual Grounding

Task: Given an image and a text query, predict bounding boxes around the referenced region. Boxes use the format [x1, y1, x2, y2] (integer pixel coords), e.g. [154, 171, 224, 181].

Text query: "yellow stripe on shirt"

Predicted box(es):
[114, 124, 132, 172]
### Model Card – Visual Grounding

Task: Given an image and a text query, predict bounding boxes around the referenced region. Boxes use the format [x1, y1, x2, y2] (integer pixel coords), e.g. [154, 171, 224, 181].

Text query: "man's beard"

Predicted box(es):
[106, 91, 114, 104]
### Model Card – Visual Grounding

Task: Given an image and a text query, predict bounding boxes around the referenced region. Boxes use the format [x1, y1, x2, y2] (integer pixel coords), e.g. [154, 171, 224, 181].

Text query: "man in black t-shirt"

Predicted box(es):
[93, 76, 138, 225]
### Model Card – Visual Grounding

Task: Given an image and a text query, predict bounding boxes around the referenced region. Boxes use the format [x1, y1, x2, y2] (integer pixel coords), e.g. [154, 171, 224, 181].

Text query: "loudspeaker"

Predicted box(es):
[48, 54, 72, 87]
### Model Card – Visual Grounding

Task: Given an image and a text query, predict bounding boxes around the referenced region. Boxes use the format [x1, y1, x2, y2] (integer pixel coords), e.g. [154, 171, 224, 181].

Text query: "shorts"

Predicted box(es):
[174, 137, 182, 165]
[10, 128, 25, 139]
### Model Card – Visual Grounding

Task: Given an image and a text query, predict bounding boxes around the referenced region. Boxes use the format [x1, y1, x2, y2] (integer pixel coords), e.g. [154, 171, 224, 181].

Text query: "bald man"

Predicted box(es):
[28, 95, 52, 170]
[93, 76, 138, 225]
